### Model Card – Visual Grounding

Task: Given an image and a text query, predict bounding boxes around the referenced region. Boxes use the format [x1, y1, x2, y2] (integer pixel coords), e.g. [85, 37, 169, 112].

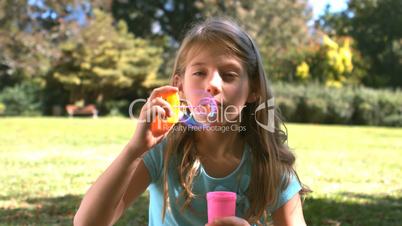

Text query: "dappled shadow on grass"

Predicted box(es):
[2, 192, 401, 226]
[0, 194, 81, 225]
[303, 192, 402, 226]
[115, 194, 149, 226]
[0, 193, 149, 226]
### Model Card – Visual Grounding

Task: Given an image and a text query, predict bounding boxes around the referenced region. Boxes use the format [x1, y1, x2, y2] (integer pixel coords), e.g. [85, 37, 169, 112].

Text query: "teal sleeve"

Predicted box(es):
[142, 139, 166, 183]
[269, 173, 302, 213]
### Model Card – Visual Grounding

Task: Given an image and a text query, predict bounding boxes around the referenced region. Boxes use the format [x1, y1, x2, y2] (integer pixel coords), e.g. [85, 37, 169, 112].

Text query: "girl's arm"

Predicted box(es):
[271, 193, 307, 226]
[108, 157, 151, 225]
[73, 142, 150, 226]
[74, 86, 178, 226]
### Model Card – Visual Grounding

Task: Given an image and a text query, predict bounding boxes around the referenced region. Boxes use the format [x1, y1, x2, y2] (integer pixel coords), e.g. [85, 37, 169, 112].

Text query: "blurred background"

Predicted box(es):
[0, 0, 401, 225]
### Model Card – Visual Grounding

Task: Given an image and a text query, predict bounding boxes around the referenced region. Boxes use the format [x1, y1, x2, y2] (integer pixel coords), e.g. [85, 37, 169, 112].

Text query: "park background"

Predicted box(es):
[0, 0, 401, 225]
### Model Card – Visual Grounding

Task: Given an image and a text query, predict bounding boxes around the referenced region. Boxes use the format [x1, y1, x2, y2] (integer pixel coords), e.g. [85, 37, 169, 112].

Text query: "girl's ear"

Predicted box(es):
[172, 74, 185, 97]
[173, 74, 183, 90]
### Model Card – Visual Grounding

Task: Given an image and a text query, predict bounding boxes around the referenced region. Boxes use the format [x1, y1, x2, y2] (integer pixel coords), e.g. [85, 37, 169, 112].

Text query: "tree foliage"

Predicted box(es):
[317, 0, 402, 87]
[111, 0, 202, 41]
[0, 0, 66, 89]
[195, 0, 312, 80]
[111, 0, 312, 81]
[50, 9, 162, 104]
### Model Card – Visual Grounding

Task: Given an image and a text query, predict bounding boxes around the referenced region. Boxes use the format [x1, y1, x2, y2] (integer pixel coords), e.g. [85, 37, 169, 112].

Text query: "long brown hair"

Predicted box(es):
[161, 18, 310, 225]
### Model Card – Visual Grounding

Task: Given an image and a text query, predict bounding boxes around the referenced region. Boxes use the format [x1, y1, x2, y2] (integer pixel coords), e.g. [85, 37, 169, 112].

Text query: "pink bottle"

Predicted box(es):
[206, 191, 237, 223]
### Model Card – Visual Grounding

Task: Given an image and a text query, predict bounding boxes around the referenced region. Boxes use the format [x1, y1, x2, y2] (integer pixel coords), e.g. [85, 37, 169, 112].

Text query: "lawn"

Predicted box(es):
[0, 117, 401, 226]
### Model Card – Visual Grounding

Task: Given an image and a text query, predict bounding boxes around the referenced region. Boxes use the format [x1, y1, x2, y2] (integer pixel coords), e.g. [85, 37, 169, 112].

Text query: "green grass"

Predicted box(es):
[0, 117, 401, 226]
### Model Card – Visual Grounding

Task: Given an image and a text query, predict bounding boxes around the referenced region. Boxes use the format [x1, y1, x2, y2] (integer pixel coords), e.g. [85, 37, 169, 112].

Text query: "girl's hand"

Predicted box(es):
[129, 86, 178, 154]
[205, 216, 250, 226]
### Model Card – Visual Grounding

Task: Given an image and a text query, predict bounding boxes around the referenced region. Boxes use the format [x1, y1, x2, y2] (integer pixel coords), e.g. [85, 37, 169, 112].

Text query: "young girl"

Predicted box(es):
[74, 18, 309, 226]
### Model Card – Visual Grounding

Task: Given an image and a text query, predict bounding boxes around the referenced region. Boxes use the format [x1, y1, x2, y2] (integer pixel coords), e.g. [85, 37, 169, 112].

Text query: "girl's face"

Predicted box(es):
[176, 47, 254, 126]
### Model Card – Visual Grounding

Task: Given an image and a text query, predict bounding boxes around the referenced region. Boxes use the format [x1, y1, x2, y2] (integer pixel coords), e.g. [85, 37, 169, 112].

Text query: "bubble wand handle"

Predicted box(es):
[150, 91, 181, 137]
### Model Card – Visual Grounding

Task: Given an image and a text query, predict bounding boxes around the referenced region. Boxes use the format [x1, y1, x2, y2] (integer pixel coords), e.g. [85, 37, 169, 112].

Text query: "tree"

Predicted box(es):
[111, 0, 202, 41]
[0, 0, 79, 90]
[0, 30, 55, 89]
[111, 0, 312, 81]
[197, 0, 312, 81]
[0, 0, 40, 89]
[309, 35, 363, 87]
[50, 9, 162, 104]
[318, 0, 402, 87]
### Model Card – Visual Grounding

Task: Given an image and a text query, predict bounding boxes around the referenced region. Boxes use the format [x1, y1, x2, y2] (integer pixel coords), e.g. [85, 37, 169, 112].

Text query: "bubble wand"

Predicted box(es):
[150, 91, 218, 136]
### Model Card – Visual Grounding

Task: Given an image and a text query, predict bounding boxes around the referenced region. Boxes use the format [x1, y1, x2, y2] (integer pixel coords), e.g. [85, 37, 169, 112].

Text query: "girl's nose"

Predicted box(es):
[206, 71, 222, 95]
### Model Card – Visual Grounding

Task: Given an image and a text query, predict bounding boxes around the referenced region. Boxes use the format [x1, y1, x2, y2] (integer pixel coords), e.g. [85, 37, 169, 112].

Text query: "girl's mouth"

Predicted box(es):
[197, 98, 220, 117]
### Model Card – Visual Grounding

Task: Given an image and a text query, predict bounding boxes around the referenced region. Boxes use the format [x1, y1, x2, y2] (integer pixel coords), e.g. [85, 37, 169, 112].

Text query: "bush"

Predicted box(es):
[352, 88, 380, 125]
[383, 114, 402, 127]
[301, 84, 329, 123]
[273, 83, 402, 126]
[0, 102, 5, 115]
[325, 88, 354, 124]
[302, 98, 328, 123]
[377, 90, 402, 125]
[273, 82, 304, 122]
[276, 96, 298, 122]
[0, 81, 42, 116]
[103, 100, 130, 117]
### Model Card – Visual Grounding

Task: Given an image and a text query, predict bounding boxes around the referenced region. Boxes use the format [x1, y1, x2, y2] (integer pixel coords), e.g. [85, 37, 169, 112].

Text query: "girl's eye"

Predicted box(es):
[193, 71, 205, 76]
[222, 72, 238, 81]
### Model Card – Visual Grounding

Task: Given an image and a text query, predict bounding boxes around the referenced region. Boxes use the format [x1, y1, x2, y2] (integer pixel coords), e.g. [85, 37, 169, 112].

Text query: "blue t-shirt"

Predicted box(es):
[142, 138, 302, 226]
